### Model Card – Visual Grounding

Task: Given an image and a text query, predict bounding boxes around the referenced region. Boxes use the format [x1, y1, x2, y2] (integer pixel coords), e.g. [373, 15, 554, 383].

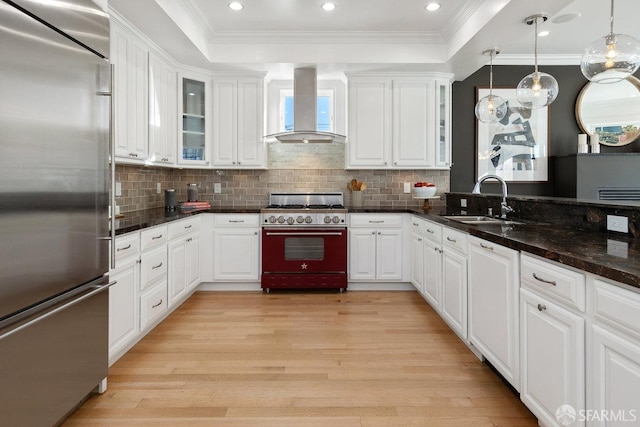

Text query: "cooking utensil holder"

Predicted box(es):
[351, 190, 362, 207]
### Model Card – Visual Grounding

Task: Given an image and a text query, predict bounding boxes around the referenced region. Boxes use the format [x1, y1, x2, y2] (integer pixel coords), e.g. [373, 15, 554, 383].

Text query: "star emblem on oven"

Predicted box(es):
[301, 263, 308, 270]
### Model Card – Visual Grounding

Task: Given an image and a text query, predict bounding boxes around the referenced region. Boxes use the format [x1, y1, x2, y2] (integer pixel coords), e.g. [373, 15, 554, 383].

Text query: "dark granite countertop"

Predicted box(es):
[408, 208, 640, 291]
[114, 206, 261, 235]
[116, 204, 640, 291]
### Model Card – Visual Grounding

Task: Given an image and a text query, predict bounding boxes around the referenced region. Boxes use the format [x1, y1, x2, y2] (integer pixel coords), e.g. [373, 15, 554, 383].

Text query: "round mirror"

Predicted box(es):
[576, 76, 640, 146]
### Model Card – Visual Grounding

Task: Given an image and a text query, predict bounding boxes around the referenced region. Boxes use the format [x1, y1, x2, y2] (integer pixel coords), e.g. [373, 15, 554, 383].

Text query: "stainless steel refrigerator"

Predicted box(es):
[0, 0, 113, 425]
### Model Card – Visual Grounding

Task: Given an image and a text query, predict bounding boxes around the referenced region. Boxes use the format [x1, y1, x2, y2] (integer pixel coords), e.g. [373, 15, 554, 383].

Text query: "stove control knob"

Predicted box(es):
[332, 216, 341, 224]
[287, 217, 295, 225]
[268, 215, 276, 223]
[324, 215, 332, 224]
[277, 216, 285, 223]
[305, 216, 313, 223]
[296, 216, 304, 223]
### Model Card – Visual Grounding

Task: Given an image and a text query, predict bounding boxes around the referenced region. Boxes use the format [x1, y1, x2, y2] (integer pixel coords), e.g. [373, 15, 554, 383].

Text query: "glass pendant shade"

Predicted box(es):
[516, 71, 559, 109]
[475, 94, 507, 123]
[581, 33, 640, 84]
[475, 48, 507, 123]
[516, 14, 558, 109]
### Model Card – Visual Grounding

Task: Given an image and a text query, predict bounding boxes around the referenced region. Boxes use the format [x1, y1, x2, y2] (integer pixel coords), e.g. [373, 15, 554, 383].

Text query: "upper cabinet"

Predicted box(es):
[178, 72, 210, 166]
[345, 73, 453, 170]
[212, 76, 266, 169]
[346, 79, 391, 168]
[111, 18, 148, 162]
[148, 53, 177, 166]
[110, 12, 178, 167]
[434, 79, 451, 168]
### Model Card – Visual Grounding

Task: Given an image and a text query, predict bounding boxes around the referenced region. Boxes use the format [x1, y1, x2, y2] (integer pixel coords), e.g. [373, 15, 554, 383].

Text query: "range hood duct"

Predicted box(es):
[265, 68, 346, 144]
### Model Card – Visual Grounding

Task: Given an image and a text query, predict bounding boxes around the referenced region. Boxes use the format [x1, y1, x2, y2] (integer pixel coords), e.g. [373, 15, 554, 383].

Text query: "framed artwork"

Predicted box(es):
[475, 87, 550, 182]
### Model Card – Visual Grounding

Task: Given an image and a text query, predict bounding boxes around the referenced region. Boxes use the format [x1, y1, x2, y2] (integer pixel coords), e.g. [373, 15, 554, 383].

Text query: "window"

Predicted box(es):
[279, 89, 335, 132]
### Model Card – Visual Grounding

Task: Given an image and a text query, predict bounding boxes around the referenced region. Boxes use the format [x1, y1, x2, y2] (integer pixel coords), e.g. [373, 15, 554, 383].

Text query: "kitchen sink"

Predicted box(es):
[442, 215, 523, 225]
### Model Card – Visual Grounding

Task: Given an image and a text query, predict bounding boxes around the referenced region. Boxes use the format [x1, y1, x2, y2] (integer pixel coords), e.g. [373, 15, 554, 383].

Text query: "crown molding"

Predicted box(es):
[441, 0, 485, 42]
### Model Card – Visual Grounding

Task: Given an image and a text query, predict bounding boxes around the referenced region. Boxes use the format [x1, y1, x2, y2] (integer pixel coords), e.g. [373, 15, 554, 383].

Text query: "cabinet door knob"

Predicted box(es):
[537, 304, 546, 312]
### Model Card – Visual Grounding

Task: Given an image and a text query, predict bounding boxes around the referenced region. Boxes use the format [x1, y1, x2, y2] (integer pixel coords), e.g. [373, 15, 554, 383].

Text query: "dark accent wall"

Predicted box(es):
[451, 65, 640, 196]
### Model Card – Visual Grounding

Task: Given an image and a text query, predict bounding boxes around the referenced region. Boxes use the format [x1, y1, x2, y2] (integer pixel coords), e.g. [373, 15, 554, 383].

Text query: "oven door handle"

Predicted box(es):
[265, 232, 344, 236]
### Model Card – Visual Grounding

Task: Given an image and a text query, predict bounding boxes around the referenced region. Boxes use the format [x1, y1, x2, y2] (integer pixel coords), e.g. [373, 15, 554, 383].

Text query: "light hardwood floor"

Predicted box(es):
[64, 291, 536, 426]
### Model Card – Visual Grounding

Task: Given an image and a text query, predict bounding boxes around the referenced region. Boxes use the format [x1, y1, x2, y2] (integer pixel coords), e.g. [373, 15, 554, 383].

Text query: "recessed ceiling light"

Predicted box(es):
[425, 2, 441, 12]
[228, 2, 243, 11]
[322, 2, 336, 11]
[538, 30, 550, 37]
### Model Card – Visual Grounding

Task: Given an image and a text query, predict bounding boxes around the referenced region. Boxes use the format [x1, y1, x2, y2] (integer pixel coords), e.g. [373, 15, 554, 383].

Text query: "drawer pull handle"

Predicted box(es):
[186, 237, 192, 242]
[418, 238, 422, 242]
[426, 229, 434, 234]
[480, 243, 494, 250]
[229, 220, 245, 223]
[152, 299, 163, 308]
[446, 237, 457, 243]
[185, 225, 192, 229]
[533, 273, 557, 286]
[369, 220, 384, 223]
[152, 262, 163, 270]
[152, 234, 163, 240]
[412, 222, 419, 226]
[116, 244, 131, 252]
[537, 303, 547, 312]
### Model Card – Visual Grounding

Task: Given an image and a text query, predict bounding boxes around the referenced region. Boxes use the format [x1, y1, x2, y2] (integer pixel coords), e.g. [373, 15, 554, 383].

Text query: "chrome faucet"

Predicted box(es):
[472, 174, 514, 219]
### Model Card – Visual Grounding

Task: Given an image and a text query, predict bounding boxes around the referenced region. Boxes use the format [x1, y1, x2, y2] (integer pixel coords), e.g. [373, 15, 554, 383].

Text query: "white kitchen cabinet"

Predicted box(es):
[588, 278, 640, 426]
[434, 79, 451, 167]
[111, 18, 148, 162]
[212, 77, 265, 168]
[441, 227, 468, 340]
[168, 216, 201, 301]
[520, 288, 585, 427]
[212, 214, 260, 281]
[345, 73, 452, 170]
[410, 231, 425, 292]
[168, 231, 200, 307]
[519, 254, 587, 427]
[178, 71, 210, 166]
[109, 231, 141, 364]
[468, 236, 520, 390]
[346, 79, 391, 168]
[392, 79, 432, 167]
[409, 216, 442, 311]
[148, 52, 177, 166]
[348, 214, 403, 282]
[108, 254, 139, 363]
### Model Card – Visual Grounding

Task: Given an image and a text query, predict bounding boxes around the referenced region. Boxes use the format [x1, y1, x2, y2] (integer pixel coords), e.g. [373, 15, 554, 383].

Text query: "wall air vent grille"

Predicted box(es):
[598, 188, 640, 201]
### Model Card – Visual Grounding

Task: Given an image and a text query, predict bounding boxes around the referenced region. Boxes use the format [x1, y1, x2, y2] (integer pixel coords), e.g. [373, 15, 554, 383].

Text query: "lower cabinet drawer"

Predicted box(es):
[140, 246, 167, 291]
[442, 227, 467, 254]
[140, 283, 167, 330]
[521, 253, 585, 312]
[593, 278, 640, 340]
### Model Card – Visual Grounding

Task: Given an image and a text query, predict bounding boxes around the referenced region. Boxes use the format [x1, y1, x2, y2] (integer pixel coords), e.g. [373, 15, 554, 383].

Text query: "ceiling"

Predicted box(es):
[108, 0, 640, 81]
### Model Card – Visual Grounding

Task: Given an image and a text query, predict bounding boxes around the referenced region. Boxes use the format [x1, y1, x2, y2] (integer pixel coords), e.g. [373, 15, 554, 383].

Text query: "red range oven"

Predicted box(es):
[260, 192, 348, 292]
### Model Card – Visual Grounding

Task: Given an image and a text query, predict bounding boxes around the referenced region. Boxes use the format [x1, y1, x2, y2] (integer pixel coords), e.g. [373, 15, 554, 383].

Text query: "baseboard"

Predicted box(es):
[196, 282, 415, 292]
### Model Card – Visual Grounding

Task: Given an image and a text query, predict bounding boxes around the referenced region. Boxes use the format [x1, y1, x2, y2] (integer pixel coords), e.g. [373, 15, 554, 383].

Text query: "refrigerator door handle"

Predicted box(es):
[97, 64, 116, 269]
[0, 281, 116, 342]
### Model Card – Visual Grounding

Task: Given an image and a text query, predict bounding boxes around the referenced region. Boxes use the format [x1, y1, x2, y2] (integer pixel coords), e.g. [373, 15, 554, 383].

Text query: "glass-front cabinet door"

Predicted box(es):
[434, 79, 451, 168]
[178, 73, 209, 165]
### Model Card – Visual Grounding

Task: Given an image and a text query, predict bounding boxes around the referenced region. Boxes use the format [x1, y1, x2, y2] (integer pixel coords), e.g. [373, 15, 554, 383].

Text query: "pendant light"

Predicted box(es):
[475, 49, 507, 123]
[581, 0, 640, 84]
[516, 14, 559, 109]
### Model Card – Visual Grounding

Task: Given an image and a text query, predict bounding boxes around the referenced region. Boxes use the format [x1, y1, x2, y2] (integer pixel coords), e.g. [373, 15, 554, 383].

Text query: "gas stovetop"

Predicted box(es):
[261, 192, 347, 227]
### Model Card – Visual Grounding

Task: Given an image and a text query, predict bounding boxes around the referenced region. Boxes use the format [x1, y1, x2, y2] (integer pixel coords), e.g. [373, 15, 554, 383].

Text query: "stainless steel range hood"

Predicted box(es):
[265, 68, 346, 144]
